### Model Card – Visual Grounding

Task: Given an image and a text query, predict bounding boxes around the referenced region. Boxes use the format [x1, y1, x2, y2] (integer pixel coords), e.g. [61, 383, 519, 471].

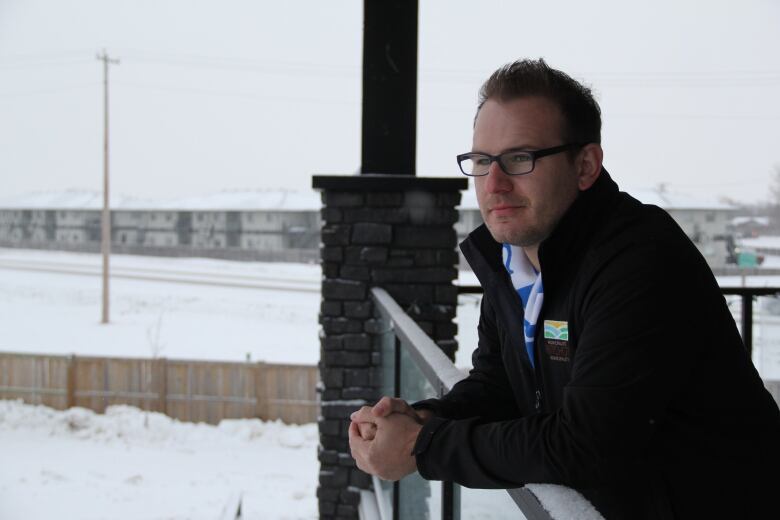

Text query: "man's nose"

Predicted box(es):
[484, 159, 512, 193]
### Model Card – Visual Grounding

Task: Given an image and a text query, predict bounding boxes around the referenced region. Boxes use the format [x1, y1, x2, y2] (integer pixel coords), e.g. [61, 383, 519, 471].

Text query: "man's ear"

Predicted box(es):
[576, 143, 604, 191]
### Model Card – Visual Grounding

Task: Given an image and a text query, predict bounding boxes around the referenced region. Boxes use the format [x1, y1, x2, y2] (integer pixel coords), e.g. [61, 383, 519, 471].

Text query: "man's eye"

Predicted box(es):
[474, 157, 491, 166]
[507, 153, 531, 163]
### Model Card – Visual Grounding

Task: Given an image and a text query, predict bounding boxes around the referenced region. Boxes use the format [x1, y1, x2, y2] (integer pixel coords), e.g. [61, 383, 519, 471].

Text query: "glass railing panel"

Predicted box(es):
[755, 294, 780, 381]
[459, 486, 528, 519]
[398, 342, 442, 519]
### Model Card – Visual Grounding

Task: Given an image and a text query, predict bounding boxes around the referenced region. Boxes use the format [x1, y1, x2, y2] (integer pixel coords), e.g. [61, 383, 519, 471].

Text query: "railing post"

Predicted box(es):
[742, 294, 753, 359]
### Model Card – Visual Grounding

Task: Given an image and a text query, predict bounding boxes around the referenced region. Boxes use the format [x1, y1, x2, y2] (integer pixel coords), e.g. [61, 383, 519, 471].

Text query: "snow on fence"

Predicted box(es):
[0, 352, 319, 424]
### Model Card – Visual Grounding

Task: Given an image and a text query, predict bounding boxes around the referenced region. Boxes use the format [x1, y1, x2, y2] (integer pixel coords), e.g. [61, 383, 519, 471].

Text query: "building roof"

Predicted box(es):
[0, 190, 322, 212]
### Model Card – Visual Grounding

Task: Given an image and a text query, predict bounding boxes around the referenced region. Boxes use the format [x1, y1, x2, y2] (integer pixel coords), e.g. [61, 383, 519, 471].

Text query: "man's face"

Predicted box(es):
[473, 96, 582, 248]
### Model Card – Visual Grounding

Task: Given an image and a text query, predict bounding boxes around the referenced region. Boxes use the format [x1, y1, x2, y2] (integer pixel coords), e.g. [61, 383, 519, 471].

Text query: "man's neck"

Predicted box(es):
[522, 245, 541, 272]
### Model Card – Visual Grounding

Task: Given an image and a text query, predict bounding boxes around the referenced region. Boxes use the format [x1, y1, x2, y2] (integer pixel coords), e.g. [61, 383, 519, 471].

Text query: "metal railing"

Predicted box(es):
[370, 287, 556, 520]
[458, 285, 780, 358]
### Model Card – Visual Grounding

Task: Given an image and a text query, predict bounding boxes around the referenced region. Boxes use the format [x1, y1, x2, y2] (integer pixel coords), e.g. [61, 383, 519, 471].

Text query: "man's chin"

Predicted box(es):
[486, 223, 541, 248]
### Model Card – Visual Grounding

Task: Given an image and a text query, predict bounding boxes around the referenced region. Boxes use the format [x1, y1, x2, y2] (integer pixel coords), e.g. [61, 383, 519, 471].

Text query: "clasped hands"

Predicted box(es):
[348, 396, 431, 481]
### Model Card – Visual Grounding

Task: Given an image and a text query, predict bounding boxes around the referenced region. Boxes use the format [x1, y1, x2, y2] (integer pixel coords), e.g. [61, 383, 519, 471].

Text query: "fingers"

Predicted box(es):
[349, 420, 376, 475]
[357, 420, 377, 441]
[372, 396, 415, 418]
[350, 405, 375, 424]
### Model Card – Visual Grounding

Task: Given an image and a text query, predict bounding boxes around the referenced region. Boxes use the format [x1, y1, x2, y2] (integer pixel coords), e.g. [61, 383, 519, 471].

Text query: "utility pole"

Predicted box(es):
[97, 49, 119, 324]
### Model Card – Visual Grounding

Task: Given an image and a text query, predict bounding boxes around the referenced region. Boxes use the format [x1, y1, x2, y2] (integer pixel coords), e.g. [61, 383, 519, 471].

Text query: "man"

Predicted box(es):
[349, 59, 780, 518]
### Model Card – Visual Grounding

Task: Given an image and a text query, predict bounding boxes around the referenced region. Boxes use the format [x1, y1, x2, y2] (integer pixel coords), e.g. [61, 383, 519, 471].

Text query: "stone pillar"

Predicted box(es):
[312, 174, 467, 519]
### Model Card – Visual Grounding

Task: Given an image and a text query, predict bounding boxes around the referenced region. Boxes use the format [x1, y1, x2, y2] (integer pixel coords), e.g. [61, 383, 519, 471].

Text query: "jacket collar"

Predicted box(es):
[461, 167, 620, 290]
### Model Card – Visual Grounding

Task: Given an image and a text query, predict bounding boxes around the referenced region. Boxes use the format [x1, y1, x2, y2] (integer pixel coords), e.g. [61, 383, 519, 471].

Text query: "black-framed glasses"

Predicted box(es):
[456, 143, 585, 177]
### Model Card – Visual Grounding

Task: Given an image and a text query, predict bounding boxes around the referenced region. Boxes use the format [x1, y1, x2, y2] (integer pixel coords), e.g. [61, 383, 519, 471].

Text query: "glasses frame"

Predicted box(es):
[456, 143, 585, 177]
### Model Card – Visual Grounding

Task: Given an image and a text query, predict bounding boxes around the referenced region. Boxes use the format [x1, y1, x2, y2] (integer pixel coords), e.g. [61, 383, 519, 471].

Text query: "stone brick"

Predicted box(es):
[349, 470, 372, 488]
[435, 284, 459, 305]
[366, 192, 403, 206]
[340, 488, 361, 505]
[394, 226, 457, 248]
[318, 500, 336, 516]
[342, 387, 377, 400]
[336, 505, 358, 518]
[322, 262, 341, 279]
[321, 402, 363, 419]
[343, 208, 408, 224]
[343, 334, 371, 351]
[435, 321, 458, 338]
[323, 191, 364, 207]
[363, 319, 386, 334]
[372, 267, 457, 284]
[436, 249, 460, 265]
[320, 301, 342, 317]
[322, 389, 342, 401]
[343, 301, 373, 319]
[320, 435, 349, 451]
[320, 335, 343, 351]
[338, 452, 357, 468]
[384, 257, 415, 268]
[370, 351, 382, 365]
[323, 279, 367, 300]
[321, 225, 351, 246]
[343, 369, 369, 387]
[321, 207, 342, 223]
[318, 449, 340, 465]
[384, 284, 433, 305]
[437, 191, 462, 207]
[351, 223, 392, 245]
[321, 368, 343, 387]
[344, 246, 388, 264]
[412, 249, 437, 266]
[322, 351, 371, 367]
[317, 486, 340, 501]
[339, 265, 370, 281]
[409, 207, 459, 226]
[403, 190, 436, 208]
[319, 418, 341, 436]
[321, 246, 343, 262]
[319, 468, 349, 488]
[321, 317, 364, 334]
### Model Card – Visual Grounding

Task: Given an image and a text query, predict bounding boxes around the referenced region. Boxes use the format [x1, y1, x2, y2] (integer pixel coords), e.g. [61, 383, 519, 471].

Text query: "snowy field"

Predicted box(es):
[0, 247, 481, 368]
[0, 400, 318, 520]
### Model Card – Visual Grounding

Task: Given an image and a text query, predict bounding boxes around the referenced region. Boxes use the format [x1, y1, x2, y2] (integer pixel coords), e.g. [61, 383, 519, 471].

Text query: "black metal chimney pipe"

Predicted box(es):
[361, 0, 418, 175]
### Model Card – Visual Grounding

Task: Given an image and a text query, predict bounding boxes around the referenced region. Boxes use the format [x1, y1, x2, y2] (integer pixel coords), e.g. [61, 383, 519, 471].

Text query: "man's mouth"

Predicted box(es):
[490, 204, 525, 217]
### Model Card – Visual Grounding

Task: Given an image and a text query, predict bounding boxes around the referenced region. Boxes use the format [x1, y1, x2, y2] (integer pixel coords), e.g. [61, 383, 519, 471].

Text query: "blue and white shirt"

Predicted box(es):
[502, 244, 544, 368]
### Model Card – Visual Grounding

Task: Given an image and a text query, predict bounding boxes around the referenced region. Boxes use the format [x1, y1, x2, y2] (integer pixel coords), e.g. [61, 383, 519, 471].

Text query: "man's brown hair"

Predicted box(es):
[477, 58, 602, 145]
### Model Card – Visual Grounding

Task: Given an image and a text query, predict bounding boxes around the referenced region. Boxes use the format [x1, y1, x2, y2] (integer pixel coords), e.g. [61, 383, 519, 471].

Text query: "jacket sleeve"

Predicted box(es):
[414, 240, 697, 489]
[413, 294, 522, 422]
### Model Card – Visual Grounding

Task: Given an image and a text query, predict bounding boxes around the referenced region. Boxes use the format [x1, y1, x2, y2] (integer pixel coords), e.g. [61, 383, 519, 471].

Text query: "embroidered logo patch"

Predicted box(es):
[543, 320, 569, 341]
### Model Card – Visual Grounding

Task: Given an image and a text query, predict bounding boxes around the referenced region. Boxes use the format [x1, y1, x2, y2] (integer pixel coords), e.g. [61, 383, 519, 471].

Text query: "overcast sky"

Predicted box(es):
[1, 0, 779, 204]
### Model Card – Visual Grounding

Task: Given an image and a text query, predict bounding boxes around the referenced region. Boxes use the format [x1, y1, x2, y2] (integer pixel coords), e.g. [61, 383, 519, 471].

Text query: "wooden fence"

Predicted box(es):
[0, 352, 319, 425]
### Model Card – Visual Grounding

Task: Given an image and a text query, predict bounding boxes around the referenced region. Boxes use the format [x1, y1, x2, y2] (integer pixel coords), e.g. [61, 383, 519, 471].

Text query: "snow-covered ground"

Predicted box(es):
[0, 399, 319, 520]
[0, 247, 481, 368]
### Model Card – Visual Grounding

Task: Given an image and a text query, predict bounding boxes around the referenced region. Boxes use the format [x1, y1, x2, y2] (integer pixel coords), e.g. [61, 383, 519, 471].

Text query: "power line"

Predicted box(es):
[0, 83, 99, 98]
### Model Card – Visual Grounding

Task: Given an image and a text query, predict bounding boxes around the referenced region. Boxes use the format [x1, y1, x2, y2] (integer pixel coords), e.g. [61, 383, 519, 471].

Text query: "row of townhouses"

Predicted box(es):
[0, 187, 741, 267]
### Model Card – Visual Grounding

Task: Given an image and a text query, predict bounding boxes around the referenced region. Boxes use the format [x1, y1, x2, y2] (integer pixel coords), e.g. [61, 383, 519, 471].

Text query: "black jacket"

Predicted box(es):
[413, 170, 780, 519]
